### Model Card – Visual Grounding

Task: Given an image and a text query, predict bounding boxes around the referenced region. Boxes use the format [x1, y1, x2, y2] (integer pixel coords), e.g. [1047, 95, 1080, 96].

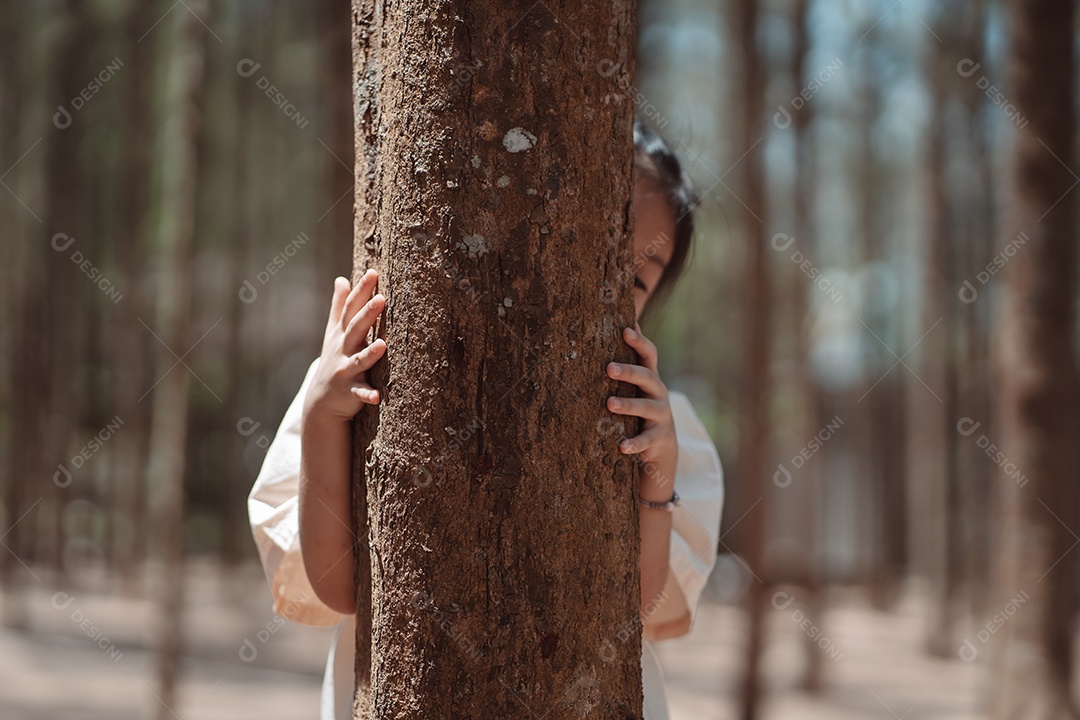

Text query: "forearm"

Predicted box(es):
[299, 411, 356, 615]
[639, 454, 676, 617]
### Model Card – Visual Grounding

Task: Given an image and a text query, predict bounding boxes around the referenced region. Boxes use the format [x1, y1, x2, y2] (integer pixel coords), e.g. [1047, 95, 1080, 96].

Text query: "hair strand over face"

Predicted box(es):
[632, 115, 698, 321]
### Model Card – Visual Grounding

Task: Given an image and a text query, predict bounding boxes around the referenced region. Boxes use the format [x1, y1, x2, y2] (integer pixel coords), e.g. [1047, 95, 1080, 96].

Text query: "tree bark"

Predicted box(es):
[350, 1, 643, 717]
[990, 0, 1079, 717]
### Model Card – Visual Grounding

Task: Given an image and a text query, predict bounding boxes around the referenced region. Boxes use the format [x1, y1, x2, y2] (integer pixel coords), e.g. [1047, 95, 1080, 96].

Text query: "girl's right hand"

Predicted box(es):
[303, 270, 387, 424]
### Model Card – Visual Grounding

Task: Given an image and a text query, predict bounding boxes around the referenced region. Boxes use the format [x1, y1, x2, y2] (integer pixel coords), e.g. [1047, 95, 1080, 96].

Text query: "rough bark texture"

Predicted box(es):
[990, 0, 1079, 717]
[350, 1, 642, 717]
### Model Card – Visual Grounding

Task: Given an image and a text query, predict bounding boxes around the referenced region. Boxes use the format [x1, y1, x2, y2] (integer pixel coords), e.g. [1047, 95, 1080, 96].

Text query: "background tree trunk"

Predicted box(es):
[109, 0, 157, 587]
[956, 0, 992, 623]
[990, 0, 1079, 717]
[919, 7, 960, 658]
[733, 0, 769, 717]
[789, 0, 827, 692]
[41, 0, 91, 587]
[145, 0, 209, 715]
[350, 1, 644, 717]
[0, 0, 36, 628]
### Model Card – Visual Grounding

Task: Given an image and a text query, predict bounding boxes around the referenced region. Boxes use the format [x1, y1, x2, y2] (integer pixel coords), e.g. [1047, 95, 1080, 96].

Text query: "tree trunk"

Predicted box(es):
[920, 9, 960, 658]
[990, 0, 1079, 717]
[350, 1, 643, 717]
[956, 0, 992, 623]
[789, 0, 827, 692]
[733, 0, 769, 717]
[317, 0, 354, 285]
[145, 0, 209, 715]
[41, 0, 93, 586]
[110, 0, 157, 588]
[0, 0, 34, 627]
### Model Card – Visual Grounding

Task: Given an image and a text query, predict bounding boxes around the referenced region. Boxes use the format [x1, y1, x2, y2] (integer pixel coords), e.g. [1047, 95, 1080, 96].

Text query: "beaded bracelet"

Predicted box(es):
[639, 491, 679, 512]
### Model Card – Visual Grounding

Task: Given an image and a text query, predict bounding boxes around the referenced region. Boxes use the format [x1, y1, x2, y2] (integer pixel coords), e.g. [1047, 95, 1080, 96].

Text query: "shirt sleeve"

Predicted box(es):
[247, 356, 345, 628]
[643, 390, 725, 643]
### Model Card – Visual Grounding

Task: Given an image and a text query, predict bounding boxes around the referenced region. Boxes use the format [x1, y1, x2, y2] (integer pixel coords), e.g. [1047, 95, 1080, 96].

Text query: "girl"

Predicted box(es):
[248, 117, 725, 720]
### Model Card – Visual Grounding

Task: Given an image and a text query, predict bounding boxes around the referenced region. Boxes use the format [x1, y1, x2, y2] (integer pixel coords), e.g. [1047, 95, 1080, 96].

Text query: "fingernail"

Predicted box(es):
[625, 327, 636, 339]
[609, 397, 621, 409]
[608, 363, 620, 376]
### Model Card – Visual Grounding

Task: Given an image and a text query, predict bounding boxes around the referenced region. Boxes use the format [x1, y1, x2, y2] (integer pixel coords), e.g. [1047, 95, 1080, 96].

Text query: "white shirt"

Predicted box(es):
[248, 357, 724, 720]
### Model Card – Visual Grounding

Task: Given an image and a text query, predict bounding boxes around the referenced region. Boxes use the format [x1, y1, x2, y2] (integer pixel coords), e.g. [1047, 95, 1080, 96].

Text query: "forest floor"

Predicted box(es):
[0, 559, 986, 719]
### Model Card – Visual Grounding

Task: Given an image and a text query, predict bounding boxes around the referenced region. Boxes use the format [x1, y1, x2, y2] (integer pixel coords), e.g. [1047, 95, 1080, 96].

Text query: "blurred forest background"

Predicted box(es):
[1, 0, 1078, 718]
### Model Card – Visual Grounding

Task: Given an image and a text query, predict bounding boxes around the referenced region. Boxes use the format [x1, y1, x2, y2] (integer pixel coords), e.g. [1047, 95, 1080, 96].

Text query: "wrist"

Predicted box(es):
[639, 471, 676, 504]
[639, 447, 677, 503]
[639, 491, 679, 512]
[302, 403, 352, 439]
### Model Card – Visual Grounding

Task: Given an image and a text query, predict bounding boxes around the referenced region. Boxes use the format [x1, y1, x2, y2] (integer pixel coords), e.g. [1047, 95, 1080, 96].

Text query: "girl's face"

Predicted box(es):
[632, 178, 677, 322]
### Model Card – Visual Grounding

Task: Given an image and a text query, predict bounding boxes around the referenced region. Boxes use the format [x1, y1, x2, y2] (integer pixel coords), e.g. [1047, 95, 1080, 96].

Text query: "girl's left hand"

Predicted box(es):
[605, 322, 677, 465]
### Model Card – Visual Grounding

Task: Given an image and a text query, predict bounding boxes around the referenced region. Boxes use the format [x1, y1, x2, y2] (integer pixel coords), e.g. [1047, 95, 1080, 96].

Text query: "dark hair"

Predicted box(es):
[632, 116, 698, 321]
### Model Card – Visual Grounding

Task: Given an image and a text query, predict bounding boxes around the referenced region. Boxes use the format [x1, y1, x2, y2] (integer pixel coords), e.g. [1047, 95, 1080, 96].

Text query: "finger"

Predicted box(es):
[349, 382, 381, 404]
[607, 361, 664, 397]
[623, 326, 657, 373]
[328, 277, 350, 328]
[347, 338, 387, 374]
[619, 426, 665, 455]
[606, 395, 666, 421]
[342, 268, 378, 331]
[344, 294, 387, 354]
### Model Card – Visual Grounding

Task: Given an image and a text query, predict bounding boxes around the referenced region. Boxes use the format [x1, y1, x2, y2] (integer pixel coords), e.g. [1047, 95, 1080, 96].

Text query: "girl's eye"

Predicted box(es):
[634, 276, 647, 291]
